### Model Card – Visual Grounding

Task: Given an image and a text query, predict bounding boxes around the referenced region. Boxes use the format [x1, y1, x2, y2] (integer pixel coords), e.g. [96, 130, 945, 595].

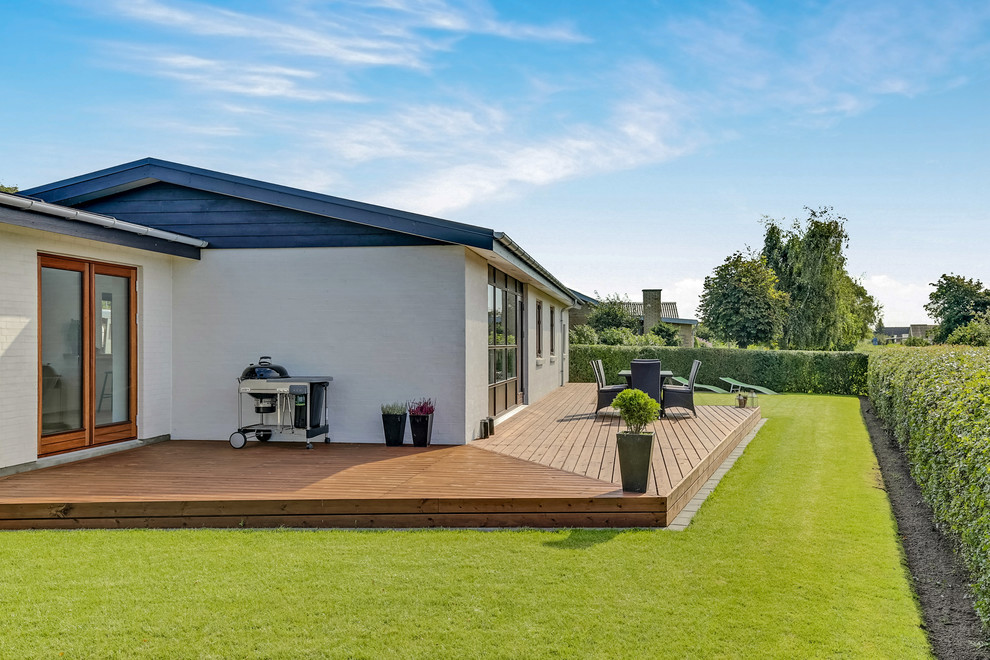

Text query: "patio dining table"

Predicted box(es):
[618, 368, 674, 416]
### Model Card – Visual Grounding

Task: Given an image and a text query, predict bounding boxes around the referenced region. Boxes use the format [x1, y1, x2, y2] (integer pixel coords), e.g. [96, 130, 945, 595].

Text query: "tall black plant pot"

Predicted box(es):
[409, 413, 434, 447]
[382, 413, 406, 446]
[616, 431, 654, 493]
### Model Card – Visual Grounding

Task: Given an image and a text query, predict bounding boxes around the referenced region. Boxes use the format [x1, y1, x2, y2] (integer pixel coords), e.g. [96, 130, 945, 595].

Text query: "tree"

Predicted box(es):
[698, 252, 789, 348]
[924, 274, 990, 343]
[648, 321, 680, 346]
[0, 182, 17, 193]
[946, 310, 990, 346]
[762, 207, 879, 350]
[586, 293, 638, 333]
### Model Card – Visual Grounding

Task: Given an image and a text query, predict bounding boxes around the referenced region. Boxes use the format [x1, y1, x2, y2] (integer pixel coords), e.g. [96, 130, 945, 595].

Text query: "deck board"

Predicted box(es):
[0, 383, 760, 529]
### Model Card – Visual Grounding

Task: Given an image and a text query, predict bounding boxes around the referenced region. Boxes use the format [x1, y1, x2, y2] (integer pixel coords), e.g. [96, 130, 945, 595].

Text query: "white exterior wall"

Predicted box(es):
[170, 245, 471, 445]
[525, 286, 571, 405]
[463, 252, 490, 440]
[0, 225, 174, 469]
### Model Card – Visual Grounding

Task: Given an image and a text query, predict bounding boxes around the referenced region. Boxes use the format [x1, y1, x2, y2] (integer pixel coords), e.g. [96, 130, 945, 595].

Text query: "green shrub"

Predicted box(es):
[868, 346, 990, 624]
[648, 321, 680, 346]
[569, 324, 599, 345]
[611, 389, 660, 433]
[598, 327, 637, 345]
[946, 310, 990, 346]
[570, 344, 867, 394]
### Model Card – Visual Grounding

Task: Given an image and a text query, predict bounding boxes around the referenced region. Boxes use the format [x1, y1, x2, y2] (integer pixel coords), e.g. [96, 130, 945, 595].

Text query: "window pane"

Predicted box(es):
[494, 288, 504, 345]
[488, 285, 495, 345]
[489, 349, 495, 385]
[94, 274, 130, 425]
[505, 294, 517, 347]
[495, 348, 505, 382]
[506, 348, 516, 379]
[41, 268, 83, 434]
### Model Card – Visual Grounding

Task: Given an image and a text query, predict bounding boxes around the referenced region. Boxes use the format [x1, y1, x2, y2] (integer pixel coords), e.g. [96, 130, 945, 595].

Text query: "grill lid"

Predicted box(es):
[241, 356, 289, 380]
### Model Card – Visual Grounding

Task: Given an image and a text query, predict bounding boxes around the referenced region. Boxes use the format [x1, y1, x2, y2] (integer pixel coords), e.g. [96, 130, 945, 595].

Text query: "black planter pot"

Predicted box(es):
[382, 413, 406, 446]
[409, 413, 434, 447]
[616, 431, 655, 493]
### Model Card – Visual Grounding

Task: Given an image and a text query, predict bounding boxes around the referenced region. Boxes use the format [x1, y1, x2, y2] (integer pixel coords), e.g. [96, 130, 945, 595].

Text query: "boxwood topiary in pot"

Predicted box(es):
[611, 388, 659, 493]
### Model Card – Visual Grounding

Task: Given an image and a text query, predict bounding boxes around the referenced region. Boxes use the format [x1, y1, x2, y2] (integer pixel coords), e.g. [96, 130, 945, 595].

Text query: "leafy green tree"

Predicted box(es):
[569, 324, 598, 345]
[0, 182, 17, 193]
[586, 293, 638, 333]
[946, 310, 990, 346]
[924, 274, 990, 342]
[648, 321, 680, 346]
[698, 252, 789, 348]
[762, 207, 879, 350]
[598, 327, 637, 345]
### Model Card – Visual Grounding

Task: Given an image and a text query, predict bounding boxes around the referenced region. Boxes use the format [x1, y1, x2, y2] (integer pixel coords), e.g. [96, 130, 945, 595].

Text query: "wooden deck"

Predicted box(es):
[0, 384, 760, 529]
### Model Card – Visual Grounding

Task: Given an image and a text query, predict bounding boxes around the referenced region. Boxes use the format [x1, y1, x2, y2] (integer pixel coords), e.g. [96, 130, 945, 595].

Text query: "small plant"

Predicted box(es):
[611, 389, 659, 434]
[381, 402, 407, 415]
[408, 398, 435, 416]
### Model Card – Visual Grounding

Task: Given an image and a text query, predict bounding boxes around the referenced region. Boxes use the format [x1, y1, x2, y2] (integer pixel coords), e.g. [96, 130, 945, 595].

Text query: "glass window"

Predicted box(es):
[40, 267, 84, 434]
[488, 285, 495, 345]
[550, 306, 556, 355]
[495, 288, 504, 345]
[536, 300, 543, 358]
[505, 294, 517, 347]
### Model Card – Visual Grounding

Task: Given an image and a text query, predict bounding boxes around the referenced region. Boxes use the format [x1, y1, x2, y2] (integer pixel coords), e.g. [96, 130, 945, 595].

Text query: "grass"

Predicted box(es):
[0, 394, 929, 658]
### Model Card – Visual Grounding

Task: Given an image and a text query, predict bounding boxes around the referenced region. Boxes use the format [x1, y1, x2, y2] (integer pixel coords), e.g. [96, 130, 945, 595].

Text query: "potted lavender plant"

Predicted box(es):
[381, 401, 407, 446]
[408, 398, 435, 447]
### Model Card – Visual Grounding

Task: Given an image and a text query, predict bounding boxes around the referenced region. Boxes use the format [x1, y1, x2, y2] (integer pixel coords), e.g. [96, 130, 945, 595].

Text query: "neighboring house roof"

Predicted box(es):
[22, 158, 576, 304]
[569, 289, 598, 306]
[884, 326, 910, 335]
[660, 301, 678, 318]
[0, 191, 205, 259]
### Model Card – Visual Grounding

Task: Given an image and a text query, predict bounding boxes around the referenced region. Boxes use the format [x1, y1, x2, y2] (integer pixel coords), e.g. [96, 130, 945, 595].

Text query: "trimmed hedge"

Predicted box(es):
[868, 346, 990, 625]
[570, 345, 868, 395]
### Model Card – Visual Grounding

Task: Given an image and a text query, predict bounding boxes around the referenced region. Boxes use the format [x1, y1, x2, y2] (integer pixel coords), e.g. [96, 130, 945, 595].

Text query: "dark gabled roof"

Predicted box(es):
[22, 158, 578, 304]
[22, 157, 496, 250]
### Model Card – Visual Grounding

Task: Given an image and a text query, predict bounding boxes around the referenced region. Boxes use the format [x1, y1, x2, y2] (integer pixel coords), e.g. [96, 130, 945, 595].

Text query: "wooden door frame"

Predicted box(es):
[38, 254, 138, 456]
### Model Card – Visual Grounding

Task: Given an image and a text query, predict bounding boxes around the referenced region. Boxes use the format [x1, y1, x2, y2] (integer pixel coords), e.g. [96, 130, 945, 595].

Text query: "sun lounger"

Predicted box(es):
[672, 376, 728, 394]
[719, 377, 778, 395]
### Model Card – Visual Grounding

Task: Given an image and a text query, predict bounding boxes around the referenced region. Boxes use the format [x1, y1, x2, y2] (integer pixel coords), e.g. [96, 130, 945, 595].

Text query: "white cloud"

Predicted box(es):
[863, 274, 933, 326]
[661, 279, 705, 320]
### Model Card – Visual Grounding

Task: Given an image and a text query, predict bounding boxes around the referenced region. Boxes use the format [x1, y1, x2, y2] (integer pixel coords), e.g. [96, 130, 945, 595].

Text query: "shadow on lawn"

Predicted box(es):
[542, 529, 623, 549]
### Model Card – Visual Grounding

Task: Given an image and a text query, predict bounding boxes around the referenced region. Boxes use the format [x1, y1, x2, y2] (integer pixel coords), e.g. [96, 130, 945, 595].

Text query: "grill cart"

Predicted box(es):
[230, 356, 332, 450]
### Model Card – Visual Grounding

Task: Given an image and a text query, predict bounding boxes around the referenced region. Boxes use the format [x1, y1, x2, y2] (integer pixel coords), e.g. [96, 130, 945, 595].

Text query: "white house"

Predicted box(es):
[0, 158, 576, 472]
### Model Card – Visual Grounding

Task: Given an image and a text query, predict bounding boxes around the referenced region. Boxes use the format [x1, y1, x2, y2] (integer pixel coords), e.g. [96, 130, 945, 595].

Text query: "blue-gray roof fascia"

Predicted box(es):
[23, 158, 496, 250]
[0, 205, 201, 259]
[661, 317, 699, 325]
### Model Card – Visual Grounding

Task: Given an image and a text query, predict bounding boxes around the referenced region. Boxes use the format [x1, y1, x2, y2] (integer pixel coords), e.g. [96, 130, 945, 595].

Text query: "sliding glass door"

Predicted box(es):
[39, 255, 137, 456]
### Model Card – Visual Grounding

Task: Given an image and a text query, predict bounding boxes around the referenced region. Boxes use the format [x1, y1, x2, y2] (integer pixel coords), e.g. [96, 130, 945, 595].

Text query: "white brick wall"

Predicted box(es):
[170, 245, 471, 444]
[526, 287, 572, 404]
[0, 225, 174, 469]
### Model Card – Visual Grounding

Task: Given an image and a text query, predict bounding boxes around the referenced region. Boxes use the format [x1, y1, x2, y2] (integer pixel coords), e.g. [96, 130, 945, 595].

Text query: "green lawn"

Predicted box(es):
[0, 395, 929, 658]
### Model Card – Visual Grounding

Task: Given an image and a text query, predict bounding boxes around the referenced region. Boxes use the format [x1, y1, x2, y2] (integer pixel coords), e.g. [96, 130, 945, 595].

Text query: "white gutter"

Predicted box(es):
[0, 192, 209, 248]
[493, 232, 577, 306]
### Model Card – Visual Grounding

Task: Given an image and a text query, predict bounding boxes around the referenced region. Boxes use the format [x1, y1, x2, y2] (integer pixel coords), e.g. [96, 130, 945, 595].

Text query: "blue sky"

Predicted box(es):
[3, 0, 990, 325]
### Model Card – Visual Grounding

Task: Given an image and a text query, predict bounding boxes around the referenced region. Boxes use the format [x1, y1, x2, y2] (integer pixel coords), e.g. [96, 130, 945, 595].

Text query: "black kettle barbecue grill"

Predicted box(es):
[231, 356, 332, 449]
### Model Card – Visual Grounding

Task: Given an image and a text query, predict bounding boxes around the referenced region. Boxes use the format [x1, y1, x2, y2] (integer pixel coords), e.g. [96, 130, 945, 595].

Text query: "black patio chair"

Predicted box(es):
[630, 359, 662, 409]
[592, 359, 627, 414]
[663, 359, 701, 417]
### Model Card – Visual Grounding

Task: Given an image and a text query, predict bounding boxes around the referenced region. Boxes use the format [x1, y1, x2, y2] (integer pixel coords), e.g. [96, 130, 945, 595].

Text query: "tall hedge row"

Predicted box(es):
[868, 347, 990, 624]
[570, 345, 868, 395]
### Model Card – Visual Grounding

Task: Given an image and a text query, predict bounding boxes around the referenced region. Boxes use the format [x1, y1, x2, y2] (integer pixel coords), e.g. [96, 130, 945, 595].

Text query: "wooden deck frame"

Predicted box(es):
[0, 384, 760, 529]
